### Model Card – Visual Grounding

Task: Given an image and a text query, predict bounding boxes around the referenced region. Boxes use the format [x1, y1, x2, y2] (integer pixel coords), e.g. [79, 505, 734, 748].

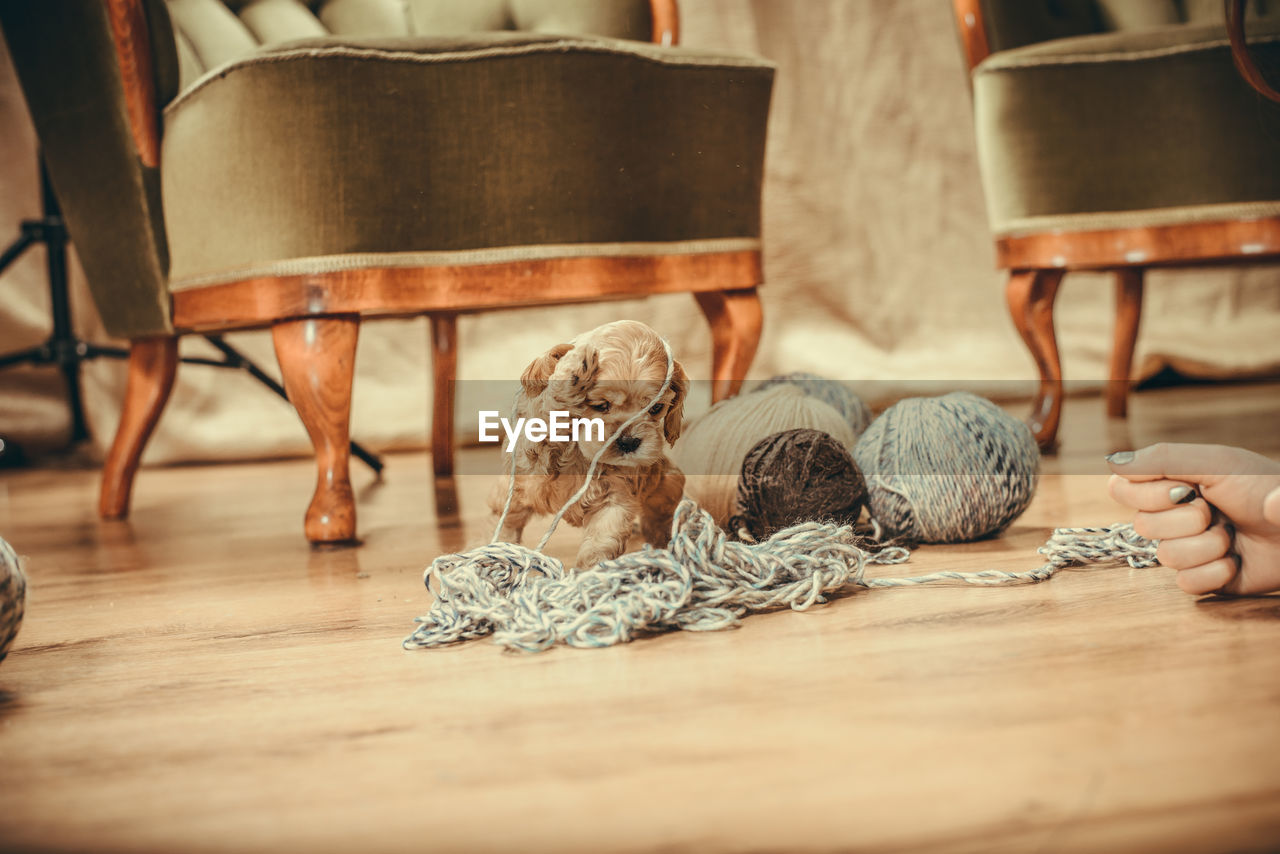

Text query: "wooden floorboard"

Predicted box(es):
[1, 383, 1278, 854]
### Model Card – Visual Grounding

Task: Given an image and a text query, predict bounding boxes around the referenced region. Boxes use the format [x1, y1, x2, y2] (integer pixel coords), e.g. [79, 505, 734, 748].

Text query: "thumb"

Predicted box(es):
[1265, 486, 1280, 527]
[1105, 443, 1243, 485]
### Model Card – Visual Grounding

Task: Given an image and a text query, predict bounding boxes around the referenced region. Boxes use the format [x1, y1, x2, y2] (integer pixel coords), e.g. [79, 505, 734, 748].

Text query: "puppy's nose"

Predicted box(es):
[616, 435, 642, 454]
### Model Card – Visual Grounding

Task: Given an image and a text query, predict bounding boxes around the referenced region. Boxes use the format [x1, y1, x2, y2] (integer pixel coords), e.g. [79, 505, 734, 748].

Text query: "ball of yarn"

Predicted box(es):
[673, 385, 858, 528]
[733, 429, 868, 541]
[755, 373, 873, 438]
[853, 392, 1040, 544]
[0, 536, 26, 664]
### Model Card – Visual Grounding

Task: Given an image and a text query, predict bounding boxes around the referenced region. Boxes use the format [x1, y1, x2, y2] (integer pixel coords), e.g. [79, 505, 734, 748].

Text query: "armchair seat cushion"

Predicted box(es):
[972, 18, 1280, 236]
[161, 33, 775, 292]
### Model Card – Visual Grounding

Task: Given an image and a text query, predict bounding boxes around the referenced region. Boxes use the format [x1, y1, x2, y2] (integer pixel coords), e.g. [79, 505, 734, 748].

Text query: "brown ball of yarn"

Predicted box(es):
[731, 429, 868, 541]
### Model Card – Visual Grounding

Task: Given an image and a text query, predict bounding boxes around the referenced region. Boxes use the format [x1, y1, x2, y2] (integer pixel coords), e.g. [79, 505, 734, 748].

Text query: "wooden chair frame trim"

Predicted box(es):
[1227, 0, 1280, 102]
[171, 251, 761, 332]
[650, 0, 679, 46]
[105, 0, 160, 168]
[952, 0, 991, 73]
[996, 217, 1280, 272]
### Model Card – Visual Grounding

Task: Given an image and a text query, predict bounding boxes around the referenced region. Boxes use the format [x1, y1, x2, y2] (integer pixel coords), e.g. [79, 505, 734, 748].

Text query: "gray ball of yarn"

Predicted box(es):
[755, 373, 873, 438]
[0, 536, 26, 664]
[732, 428, 868, 541]
[853, 392, 1040, 544]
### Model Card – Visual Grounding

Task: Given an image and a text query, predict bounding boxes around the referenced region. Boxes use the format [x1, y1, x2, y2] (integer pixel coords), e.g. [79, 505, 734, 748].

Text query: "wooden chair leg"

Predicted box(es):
[1108, 268, 1144, 419]
[1006, 269, 1064, 450]
[272, 316, 360, 545]
[99, 336, 179, 519]
[694, 287, 763, 402]
[429, 313, 457, 478]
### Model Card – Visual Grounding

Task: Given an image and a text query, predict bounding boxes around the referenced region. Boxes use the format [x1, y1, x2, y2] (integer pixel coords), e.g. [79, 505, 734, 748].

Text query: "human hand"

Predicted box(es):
[1106, 443, 1280, 595]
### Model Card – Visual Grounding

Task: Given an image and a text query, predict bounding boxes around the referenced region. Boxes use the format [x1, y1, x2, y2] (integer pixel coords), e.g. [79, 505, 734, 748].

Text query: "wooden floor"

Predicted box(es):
[1, 383, 1279, 854]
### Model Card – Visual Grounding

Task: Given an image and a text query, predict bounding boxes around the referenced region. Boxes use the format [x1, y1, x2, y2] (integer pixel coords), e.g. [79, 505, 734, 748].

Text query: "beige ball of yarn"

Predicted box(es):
[672, 385, 858, 527]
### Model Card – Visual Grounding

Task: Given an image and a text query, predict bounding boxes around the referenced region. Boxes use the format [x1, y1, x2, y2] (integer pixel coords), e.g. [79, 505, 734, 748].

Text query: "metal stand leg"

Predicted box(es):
[0, 157, 383, 474]
[201, 335, 383, 475]
[0, 163, 101, 441]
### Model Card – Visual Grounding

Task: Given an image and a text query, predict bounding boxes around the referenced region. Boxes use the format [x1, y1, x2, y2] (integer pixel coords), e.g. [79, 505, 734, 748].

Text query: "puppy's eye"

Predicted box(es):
[649, 402, 665, 416]
[589, 401, 611, 413]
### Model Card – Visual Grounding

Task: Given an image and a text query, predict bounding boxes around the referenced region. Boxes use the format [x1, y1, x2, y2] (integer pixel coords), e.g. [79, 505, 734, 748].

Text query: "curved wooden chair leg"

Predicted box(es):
[1006, 269, 1064, 450]
[430, 313, 457, 478]
[694, 287, 763, 402]
[99, 336, 179, 519]
[1108, 268, 1144, 419]
[272, 315, 360, 545]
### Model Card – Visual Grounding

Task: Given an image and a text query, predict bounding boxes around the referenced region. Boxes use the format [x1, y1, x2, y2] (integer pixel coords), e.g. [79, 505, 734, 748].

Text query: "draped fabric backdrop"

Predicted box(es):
[2, 0, 1278, 462]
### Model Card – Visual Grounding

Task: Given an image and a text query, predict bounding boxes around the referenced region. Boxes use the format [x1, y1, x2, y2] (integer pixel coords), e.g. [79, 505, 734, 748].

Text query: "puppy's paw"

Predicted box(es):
[494, 524, 523, 544]
[573, 542, 625, 570]
[520, 342, 573, 398]
[641, 517, 674, 549]
[550, 346, 599, 407]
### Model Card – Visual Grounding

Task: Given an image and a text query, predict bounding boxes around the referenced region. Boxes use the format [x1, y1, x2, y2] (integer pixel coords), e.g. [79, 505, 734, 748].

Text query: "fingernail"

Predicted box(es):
[1169, 485, 1194, 504]
[1106, 451, 1135, 465]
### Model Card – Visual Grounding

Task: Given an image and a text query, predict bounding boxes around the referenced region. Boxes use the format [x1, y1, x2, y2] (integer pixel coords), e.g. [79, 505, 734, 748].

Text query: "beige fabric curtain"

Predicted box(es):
[2, 0, 1277, 463]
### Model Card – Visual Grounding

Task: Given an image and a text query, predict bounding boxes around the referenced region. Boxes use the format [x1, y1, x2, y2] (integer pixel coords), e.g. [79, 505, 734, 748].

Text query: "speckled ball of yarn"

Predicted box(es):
[0, 536, 26, 664]
[673, 385, 858, 528]
[755, 373, 873, 438]
[732, 429, 868, 541]
[853, 392, 1040, 544]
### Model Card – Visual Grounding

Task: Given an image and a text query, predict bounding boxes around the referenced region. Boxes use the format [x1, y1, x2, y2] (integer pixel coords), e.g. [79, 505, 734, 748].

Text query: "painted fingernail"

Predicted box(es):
[1169, 485, 1194, 504]
[1106, 451, 1136, 465]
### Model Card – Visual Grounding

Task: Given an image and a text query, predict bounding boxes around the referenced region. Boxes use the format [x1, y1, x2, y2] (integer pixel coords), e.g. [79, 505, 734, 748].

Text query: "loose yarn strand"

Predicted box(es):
[489, 389, 524, 544]
[404, 497, 1158, 653]
[863, 524, 1158, 589]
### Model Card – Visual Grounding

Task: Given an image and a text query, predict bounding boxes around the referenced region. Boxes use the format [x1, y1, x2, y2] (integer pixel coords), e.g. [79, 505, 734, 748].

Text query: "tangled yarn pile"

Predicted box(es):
[403, 499, 1158, 653]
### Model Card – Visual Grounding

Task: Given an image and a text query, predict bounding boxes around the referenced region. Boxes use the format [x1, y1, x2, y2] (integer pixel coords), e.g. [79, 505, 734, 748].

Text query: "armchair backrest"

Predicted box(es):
[979, 0, 1278, 54]
[164, 0, 658, 93]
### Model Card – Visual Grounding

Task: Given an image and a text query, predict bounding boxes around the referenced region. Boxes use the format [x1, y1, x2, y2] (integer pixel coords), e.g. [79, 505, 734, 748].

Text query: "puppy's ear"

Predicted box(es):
[663, 360, 688, 445]
[520, 343, 573, 398]
[547, 343, 599, 407]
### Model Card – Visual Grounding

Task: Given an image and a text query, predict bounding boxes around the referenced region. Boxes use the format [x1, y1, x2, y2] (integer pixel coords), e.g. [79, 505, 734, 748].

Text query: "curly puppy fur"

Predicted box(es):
[489, 320, 688, 568]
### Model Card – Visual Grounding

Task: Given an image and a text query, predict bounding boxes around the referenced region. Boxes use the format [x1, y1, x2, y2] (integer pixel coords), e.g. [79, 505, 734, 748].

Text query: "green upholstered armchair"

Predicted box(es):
[954, 0, 1280, 448]
[0, 0, 774, 543]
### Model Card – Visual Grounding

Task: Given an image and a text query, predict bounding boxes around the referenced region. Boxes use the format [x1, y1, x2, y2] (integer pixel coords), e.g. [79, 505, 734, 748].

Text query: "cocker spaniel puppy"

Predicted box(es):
[489, 320, 687, 568]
